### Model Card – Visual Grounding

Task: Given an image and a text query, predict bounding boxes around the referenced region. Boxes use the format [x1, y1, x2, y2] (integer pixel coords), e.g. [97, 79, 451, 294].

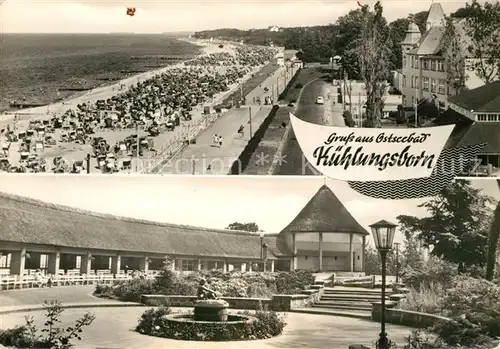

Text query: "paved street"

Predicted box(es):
[155, 65, 295, 175]
[276, 78, 346, 175]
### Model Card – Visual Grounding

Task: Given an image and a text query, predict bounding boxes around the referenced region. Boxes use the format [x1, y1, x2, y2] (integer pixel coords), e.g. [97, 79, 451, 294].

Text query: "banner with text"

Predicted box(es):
[290, 113, 455, 181]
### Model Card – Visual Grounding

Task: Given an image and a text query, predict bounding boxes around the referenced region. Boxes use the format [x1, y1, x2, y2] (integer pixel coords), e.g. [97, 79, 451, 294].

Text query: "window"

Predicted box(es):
[205, 261, 224, 270]
[180, 259, 196, 271]
[422, 59, 429, 70]
[402, 75, 406, 88]
[403, 55, 407, 68]
[0, 253, 11, 268]
[438, 61, 444, 71]
[488, 114, 498, 121]
[477, 114, 488, 121]
[431, 60, 437, 71]
[40, 254, 48, 269]
[412, 76, 419, 88]
[422, 77, 429, 91]
[430, 79, 436, 93]
[438, 80, 446, 94]
[411, 56, 415, 69]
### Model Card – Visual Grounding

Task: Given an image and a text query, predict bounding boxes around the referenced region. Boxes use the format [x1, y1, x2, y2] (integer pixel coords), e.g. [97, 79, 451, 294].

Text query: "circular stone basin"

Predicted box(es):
[194, 299, 229, 322]
[162, 313, 258, 341]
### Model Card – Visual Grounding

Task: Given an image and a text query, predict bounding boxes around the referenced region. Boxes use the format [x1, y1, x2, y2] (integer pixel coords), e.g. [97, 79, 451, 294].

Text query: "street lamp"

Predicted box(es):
[393, 242, 401, 284]
[260, 232, 268, 272]
[369, 220, 397, 349]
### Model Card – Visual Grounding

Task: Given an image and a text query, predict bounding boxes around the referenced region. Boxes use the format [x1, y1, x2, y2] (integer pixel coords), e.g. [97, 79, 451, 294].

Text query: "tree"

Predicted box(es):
[356, 1, 391, 127]
[486, 179, 500, 280]
[226, 222, 260, 232]
[335, 8, 366, 79]
[364, 243, 398, 275]
[397, 180, 494, 272]
[388, 17, 410, 70]
[413, 11, 429, 33]
[463, 1, 500, 84]
[400, 235, 424, 271]
[441, 16, 468, 95]
[451, 6, 476, 19]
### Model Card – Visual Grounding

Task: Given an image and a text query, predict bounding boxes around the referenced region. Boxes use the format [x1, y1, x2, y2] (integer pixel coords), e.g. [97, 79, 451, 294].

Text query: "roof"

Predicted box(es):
[280, 185, 369, 235]
[408, 26, 445, 55]
[407, 22, 420, 33]
[426, 3, 445, 28]
[448, 81, 500, 112]
[402, 22, 422, 46]
[432, 108, 474, 148]
[0, 192, 283, 259]
[284, 50, 298, 60]
[457, 122, 500, 153]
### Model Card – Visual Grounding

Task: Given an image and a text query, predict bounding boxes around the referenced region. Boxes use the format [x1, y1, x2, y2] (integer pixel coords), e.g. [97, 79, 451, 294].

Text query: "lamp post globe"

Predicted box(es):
[369, 220, 397, 251]
[369, 220, 398, 349]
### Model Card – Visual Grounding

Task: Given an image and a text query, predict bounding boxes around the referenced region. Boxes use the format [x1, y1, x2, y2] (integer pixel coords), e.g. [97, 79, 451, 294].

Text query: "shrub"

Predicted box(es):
[95, 267, 314, 301]
[398, 283, 445, 315]
[432, 317, 494, 347]
[251, 311, 286, 338]
[93, 284, 114, 298]
[0, 301, 95, 349]
[275, 270, 314, 294]
[440, 275, 500, 317]
[247, 282, 274, 298]
[295, 83, 303, 88]
[402, 256, 458, 289]
[113, 278, 156, 302]
[135, 306, 172, 336]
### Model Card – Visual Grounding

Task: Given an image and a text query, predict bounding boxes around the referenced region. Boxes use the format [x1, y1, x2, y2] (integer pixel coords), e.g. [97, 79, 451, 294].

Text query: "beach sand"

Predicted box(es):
[0, 40, 273, 173]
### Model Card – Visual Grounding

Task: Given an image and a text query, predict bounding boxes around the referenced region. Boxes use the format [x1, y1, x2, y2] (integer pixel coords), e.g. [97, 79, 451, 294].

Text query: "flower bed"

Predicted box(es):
[94, 269, 315, 303]
[136, 306, 286, 341]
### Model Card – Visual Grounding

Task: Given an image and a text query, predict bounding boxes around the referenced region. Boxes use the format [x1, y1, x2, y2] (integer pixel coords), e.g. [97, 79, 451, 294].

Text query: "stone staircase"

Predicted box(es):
[293, 286, 392, 320]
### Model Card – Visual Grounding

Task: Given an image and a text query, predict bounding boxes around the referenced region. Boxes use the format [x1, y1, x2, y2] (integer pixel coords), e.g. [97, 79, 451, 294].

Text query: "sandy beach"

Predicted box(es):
[0, 39, 279, 173]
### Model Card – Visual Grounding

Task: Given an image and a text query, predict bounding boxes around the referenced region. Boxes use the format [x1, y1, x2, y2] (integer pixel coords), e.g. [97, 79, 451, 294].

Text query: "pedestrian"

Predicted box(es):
[218, 136, 223, 147]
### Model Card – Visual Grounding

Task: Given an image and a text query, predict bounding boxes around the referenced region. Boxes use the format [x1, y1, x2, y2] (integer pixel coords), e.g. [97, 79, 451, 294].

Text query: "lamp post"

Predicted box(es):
[260, 232, 268, 272]
[369, 220, 397, 349]
[393, 242, 400, 284]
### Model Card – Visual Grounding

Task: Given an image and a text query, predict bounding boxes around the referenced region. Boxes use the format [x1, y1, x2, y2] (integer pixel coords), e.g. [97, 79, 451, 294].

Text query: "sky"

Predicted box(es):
[0, 175, 497, 245]
[0, 0, 480, 33]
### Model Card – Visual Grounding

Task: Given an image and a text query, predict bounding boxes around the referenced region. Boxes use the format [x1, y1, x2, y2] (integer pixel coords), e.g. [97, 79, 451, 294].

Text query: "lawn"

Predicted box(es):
[242, 67, 325, 175]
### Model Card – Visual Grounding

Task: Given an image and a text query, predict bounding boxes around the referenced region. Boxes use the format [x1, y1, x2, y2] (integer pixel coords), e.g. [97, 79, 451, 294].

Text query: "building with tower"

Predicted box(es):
[398, 3, 485, 110]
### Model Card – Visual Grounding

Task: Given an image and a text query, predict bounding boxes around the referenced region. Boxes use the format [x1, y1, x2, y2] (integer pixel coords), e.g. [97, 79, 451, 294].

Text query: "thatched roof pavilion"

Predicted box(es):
[281, 185, 368, 235]
[277, 185, 368, 272]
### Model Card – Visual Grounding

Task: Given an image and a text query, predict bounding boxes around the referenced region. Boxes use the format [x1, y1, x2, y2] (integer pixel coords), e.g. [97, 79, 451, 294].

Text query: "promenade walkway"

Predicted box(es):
[155, 65, 294, 175]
